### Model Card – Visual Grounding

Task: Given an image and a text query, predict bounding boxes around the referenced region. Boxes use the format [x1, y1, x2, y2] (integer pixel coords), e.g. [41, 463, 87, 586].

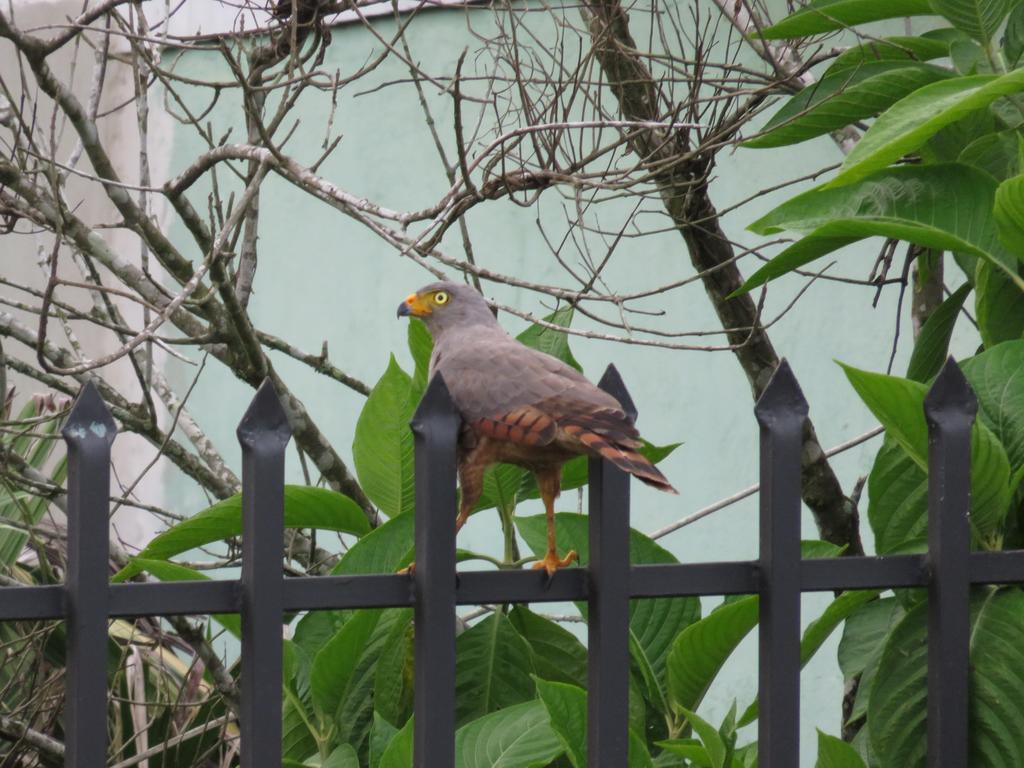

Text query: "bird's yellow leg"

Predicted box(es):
[532, 469, 577, 576]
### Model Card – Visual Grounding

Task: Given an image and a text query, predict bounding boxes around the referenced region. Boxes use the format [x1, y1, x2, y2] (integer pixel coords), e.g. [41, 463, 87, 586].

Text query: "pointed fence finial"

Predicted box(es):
[754, 359, 808, 425]
[237, 378, 292, 447]
[411, 372, 460, 435]
[62, 381, 116, 445]
[924, 357, 977, 424]
[598, 364, 637, 422]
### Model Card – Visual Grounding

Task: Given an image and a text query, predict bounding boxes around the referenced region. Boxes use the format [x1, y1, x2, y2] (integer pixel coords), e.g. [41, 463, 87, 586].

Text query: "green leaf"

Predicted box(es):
[906, 283, 973, 382]
[825, 36, 953, 75]
[535, 680, 652, 768]
[509, 605, 588, 688]
[354, 355, 417, 518]
[667, 596, 759, 717]
[975, 261, 1024, 346]
[838, 597, 904, 722]
[112, 486, 369, 579]
[379, 717, 414, 768]
[841, 363, 1012, 539]
[121, 558, 241, 636]
[370, 713, 400, 768]
[477, 464, 529, 514]
[929, 0, 1012, 42]
[959, 130, 1023, 181]
[454, 700, 564, 768]
[517, 513, 700, 679]
[677, 708, 728, 768]
[331, 513, 415, 575]
[310, 609, 382, 720]
[374, 613, 414, 727]
[407, 318, 433, 397]
[816, 730, 867, 767]
[744, 63, 953, 148]
[867, 437, 929, 552]
[871, 588, 1024, 766]
[535, 679, 587, 768]
[1004, 2, 1024, 64]
[321, 744, 360, 768]
[455, 612, 537, 727]
[516, 307, 582, 372]
[831, 70, 1024, 188]
[741, 164, 1016, 295]
[962, 341, 1024, 468]
[995, 174, 1024, 259]
[759, 0, 935, 38]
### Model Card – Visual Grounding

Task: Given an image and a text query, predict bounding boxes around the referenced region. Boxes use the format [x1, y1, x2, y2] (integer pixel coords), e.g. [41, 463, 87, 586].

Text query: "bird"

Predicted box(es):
[397, 281, 677, 575]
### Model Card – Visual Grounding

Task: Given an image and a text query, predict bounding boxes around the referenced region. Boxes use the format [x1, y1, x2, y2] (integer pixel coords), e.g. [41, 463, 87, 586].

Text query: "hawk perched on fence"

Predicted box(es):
[397, 281, 677, 575]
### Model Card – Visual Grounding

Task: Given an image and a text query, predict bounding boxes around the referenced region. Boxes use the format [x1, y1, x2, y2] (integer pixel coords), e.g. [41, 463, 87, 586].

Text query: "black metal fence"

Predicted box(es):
[0, 356, 1006, 767]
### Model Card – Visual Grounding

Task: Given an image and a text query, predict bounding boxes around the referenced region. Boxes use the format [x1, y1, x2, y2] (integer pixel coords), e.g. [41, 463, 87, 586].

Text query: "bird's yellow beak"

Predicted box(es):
[397, 292, 431, 318]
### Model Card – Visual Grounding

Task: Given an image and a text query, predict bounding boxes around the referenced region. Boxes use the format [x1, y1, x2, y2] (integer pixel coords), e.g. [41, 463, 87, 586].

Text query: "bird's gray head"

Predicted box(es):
[396, 281, 499, 340]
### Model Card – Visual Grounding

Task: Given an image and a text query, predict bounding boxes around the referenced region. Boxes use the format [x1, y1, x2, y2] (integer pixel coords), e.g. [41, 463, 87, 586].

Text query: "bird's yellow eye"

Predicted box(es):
[433, 291, 450, 305]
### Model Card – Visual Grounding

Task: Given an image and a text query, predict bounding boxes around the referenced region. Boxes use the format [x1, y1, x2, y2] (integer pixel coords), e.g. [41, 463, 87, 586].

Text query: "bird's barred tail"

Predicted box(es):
[563, 425, 678, 494]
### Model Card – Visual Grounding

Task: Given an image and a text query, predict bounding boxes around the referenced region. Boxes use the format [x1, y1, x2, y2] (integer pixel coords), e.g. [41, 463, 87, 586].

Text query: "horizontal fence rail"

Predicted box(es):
[0, 357, 1001, 766]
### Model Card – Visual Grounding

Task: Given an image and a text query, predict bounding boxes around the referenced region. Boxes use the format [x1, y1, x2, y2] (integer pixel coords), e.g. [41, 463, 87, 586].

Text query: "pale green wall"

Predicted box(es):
[163, 8, 969, 763]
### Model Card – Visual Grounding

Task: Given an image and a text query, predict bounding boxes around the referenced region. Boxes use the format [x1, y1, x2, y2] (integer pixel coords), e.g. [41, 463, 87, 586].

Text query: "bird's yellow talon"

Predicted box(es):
[397, 561, 416, 575]
[532, 549, 578, 577]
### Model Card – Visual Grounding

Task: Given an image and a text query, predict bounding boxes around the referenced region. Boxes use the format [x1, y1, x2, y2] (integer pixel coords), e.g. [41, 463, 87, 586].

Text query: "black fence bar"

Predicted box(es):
[800, 554, 928, 591]
[61, 383, 116, 768]
[631, 562, 760, 597]
[924, 359, 975, 767]
[587, 365, 635, 767]
[754, 361, 806, 768]
[237, 380, 292, 768]
[410, 375, 461, 768]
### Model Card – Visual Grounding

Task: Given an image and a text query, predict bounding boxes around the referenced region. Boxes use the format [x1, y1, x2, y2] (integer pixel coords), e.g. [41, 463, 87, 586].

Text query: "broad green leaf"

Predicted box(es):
[906, 282, 972, 382]
[975, 261, 1024, 346]
[535, 679, 587, 768]
[113, 486, 370, 579]
[509, 605, 587, 688]
[121, 558, 241, 636]
[335, 609, 411, 747]
[477, 464, 529, 514]
[516, 307, 582, 372]
[831, 71, 1024, 188]
[929, 0, 1012, 42]
[667, 596, 759, 717]
[867, 437, 930, 552]
[817, 730, 867, 767]
[1004, 1, 1024, 64]
[517, 513, 700, 678]
[962, 341, 1024, 467]
[370, 713, 400, 768]
[744, 63, 953, 148]
[825, 36, 952, 75]
[995, 174, 1024, 258]
[331, 513, 415, 575]
[838, 597, 904, 722]
[742, 164, 1016, 294]
[283, 695, 319, 762]
[454, 700, 564, 768]
[871, 588, 1024, 766]
[320, 744, 360, 768]
[841, 363, 1011, 538]
[536, 680, 652, 768]
[455, 612, 536, 726]
[407, 318, 432, 397]
[759, 0, 935, 38]
[310, 609, 381, 720]
[677, 707, 728, 768]
[374, 613, 414, 727]
[353, 355, 417, 518]
[379, 716, 414, 768]
[958, 130, 1023, 180]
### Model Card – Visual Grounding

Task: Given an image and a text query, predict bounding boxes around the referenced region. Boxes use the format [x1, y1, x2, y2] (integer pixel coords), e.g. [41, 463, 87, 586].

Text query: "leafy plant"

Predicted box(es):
[741, 0, 1024, 760]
